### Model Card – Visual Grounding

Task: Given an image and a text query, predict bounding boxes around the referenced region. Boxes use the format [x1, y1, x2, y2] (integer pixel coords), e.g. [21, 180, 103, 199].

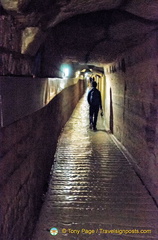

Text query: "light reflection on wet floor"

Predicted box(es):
[32, 94, 158, 240]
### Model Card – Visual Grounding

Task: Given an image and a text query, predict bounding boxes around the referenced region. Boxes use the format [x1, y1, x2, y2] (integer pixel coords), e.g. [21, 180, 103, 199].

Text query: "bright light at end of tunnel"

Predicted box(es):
[85, 72, 91, 80]
[76, 71, 80, 77]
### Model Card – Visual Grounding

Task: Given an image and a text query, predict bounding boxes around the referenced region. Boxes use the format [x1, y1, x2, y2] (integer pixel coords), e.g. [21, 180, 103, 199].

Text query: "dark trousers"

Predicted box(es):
[89, 105, 99, 128]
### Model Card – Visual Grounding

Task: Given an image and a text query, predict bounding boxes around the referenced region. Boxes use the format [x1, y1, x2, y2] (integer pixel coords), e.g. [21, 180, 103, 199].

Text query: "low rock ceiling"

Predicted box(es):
[1, 0, 158, 64]
[50, 10, 157, 65]
[1, 0, 158, 28]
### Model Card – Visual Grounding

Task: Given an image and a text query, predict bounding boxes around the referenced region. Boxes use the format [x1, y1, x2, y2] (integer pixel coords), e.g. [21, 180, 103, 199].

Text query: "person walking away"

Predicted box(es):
[87, 81, 103, 131]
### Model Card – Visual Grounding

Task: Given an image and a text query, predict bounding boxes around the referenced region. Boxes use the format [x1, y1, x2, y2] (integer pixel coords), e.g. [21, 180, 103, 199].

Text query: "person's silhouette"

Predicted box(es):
[87, 81, 103, 131]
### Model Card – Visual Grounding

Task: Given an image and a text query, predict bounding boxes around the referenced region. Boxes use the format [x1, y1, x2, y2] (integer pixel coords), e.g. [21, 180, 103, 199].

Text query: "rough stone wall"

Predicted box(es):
[104, 32, 158, 204]
[0, 14, 34, 76]
[0, 79, 86, 240]
[41, 32, 62, 77]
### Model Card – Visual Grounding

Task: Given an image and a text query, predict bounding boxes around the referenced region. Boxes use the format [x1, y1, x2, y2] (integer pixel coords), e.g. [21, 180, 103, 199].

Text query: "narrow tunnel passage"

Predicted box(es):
[1, 2, 158, 239]
[32, 93, 158, 240]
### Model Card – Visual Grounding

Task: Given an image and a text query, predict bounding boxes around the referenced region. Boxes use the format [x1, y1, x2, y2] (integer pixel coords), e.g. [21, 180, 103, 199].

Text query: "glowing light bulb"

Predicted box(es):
[63, 68, 69, 77]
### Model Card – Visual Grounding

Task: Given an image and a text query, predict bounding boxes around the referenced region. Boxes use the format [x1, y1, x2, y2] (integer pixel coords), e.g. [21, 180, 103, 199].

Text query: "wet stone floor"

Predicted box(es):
[32, 93, 158, 240]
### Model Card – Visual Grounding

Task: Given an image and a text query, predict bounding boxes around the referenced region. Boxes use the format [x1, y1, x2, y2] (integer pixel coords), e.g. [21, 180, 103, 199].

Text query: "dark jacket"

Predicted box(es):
[87, 87, 102, 109]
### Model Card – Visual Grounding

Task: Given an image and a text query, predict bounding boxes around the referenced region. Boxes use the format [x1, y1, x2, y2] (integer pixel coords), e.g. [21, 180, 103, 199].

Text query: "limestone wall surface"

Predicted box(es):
[0, 79, 86, 240]
[104, 32, 158, 204]
[0, 76, 80, 127]
[0, 15, 34, 76]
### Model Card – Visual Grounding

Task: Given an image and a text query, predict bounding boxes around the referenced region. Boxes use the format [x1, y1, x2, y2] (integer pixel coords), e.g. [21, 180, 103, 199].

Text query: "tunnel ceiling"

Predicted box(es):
[1, 0, 158, 65]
